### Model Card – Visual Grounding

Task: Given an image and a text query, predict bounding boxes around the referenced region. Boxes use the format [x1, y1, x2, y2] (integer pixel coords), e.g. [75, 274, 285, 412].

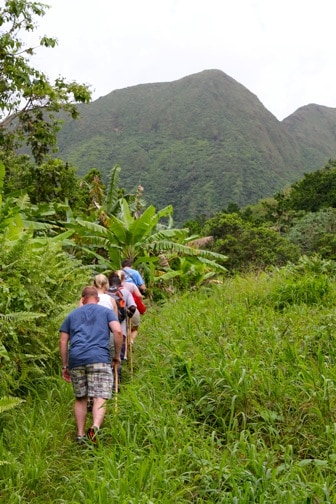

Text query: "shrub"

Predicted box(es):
[0, 232, 90, 395]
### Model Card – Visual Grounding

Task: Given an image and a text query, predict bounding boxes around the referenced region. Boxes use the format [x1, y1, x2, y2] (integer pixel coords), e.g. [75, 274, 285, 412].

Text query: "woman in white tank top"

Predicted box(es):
[93, 274, 118, 317]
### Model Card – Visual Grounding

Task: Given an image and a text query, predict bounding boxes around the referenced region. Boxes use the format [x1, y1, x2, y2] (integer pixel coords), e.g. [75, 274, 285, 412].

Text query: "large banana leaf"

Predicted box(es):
[105, 164, 121, 215]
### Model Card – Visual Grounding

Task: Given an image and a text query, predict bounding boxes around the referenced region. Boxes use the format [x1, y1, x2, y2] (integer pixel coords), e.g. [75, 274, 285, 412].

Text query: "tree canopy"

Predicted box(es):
[283, 160, 336, 212]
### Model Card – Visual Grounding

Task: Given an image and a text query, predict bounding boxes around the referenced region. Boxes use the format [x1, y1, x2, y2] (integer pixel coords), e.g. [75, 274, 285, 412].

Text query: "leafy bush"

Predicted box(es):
[272, 275, 330, 310]
[284, 162, 336, 212]
[203, 212, 300, 272]
[270, 255, 336, 310]
[288, 208, 336, 258]
[0, 232, 90, 395]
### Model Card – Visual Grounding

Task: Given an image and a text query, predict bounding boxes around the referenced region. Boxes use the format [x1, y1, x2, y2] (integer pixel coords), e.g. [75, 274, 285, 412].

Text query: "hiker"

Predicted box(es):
[93, 273, 118, 317]
[59, 285, 122, 443]
[108, 272, 136, 367]
[78, 274, 118, 361]
[121, 258, 146, 294]
[78, 274, 118, 315]
[115, 269, 144, 345]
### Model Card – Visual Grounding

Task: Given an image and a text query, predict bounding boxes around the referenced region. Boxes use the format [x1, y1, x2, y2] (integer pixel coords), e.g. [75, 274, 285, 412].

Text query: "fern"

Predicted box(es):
[0, 396, 24, 414]
[0, 312, 45, 322]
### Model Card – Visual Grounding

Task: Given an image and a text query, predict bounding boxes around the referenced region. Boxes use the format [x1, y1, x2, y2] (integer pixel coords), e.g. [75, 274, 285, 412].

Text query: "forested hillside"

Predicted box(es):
[56, 70, 336, 224]
[283, 104, 336, 168]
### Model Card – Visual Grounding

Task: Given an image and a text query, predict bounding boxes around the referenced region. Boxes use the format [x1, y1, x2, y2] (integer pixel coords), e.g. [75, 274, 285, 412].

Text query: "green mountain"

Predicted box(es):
[283, 104, 336, 169]
[56, 69, 336, 224]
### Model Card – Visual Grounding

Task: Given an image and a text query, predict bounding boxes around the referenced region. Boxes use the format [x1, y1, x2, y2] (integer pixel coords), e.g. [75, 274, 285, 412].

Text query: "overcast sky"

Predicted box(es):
[30, 0, 336, 121]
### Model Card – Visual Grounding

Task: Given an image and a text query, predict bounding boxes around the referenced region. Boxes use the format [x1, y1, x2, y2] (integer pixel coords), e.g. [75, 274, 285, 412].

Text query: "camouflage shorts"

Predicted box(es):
[70, 363, 113, 399]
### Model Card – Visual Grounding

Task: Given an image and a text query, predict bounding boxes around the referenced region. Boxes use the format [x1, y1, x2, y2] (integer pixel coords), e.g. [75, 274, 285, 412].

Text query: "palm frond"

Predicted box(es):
[15, 193, 31, 210]
[0, 343, 10, 361]
[2, 232, 30, 266]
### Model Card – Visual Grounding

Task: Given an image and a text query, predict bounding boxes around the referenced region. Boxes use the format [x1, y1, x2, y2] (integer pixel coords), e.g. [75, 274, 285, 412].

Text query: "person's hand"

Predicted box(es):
[112, 355, 121, 365]
[127, 306, 136, 317]
[62, 368, 71, 382]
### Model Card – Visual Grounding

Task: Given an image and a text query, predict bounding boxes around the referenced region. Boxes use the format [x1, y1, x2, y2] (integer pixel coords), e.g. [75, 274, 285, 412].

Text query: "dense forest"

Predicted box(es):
[2, 2, 336, 502]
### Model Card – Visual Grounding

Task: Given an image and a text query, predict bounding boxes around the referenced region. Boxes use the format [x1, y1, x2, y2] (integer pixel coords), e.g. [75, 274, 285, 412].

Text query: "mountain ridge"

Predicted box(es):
[56, 69, 336, 223]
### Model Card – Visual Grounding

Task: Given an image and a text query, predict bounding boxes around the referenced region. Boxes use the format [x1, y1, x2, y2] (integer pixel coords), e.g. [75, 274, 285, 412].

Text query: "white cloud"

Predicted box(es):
[27, 0, 336, 120]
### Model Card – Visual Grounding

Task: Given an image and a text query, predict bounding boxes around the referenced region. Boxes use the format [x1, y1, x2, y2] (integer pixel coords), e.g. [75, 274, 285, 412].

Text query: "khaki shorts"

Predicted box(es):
[131, 309, 140, 327]
[70, 363, 113, 399]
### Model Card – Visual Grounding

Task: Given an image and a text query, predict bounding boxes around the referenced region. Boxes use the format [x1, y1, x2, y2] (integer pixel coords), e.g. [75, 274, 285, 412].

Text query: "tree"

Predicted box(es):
[204, 212, 300, 272]
[288, 208, 336, 259]
[0, 0, 91, 163]
[279, 160, 336, 213]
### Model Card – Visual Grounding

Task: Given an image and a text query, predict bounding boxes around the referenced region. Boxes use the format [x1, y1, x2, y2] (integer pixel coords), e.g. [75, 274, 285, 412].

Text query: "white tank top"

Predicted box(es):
[98, 292, 114, 310]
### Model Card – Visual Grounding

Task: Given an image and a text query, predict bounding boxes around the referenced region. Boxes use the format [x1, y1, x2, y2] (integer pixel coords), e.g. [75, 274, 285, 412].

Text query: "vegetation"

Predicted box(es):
[278, 160, 336, 213]
[0, 158, 90, 394]
[202, 212, 300, 273]
[2, 4, 336, 502]
[177, 159, 336, 273]
[2, 259, 336, 501]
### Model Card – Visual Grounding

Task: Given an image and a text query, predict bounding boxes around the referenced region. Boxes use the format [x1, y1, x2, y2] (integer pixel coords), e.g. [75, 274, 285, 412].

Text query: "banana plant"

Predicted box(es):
[66, 197, 227, 289]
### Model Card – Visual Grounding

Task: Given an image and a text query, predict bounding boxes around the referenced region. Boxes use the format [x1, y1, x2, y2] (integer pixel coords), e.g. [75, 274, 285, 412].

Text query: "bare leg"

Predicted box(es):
[92, 397, 107, 429]
[74, 397, 88, 436]
[131, 326, 138, 344]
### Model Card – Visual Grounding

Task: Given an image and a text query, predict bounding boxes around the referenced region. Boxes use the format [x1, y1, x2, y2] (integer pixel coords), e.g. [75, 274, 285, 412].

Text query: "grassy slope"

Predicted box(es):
[1, 269, 336, 502]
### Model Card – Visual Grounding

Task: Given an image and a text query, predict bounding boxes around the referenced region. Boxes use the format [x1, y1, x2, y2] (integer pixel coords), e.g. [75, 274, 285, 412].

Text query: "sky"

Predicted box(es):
[28, 0, 336, 121]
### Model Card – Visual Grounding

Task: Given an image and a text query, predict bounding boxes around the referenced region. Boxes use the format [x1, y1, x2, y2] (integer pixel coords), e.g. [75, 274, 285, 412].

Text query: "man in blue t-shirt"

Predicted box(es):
[59, 286, 122, 443]
[121, 258, 146, 294]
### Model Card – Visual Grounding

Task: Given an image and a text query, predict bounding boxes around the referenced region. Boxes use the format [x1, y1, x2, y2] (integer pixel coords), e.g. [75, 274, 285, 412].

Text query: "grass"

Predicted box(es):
[1, 266, 336, 502]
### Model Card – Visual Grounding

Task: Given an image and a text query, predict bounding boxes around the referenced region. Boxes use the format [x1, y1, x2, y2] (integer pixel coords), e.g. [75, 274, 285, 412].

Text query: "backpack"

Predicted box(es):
[107, 286, 126, 322]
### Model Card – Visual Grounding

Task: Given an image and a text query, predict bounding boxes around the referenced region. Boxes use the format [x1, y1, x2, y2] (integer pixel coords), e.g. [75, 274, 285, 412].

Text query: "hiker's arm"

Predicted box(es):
[110, 297, 118, 317]
[59, 331, 71, 382]
[126, 292, 136, 317]
[132, 285, 143, 298]
[139, 283, 146, 294]
[109, 321, 122, 364]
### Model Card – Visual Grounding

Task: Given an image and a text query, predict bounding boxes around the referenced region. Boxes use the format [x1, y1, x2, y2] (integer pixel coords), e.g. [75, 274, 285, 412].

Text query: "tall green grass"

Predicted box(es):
[1, 264, 336, 502]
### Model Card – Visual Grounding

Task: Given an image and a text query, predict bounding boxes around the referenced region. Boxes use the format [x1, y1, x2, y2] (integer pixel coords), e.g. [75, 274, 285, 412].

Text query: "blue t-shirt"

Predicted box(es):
[123, 267, 144, 287]
[59, 304, 118, 369]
